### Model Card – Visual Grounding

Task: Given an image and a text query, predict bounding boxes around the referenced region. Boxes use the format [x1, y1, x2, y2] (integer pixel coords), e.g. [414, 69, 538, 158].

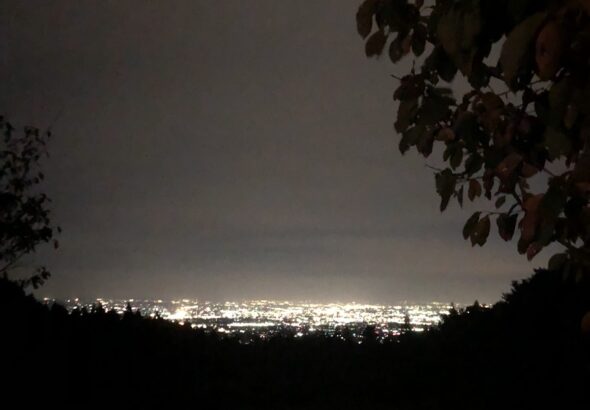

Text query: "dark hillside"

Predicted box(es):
[2, 269, 589, 409]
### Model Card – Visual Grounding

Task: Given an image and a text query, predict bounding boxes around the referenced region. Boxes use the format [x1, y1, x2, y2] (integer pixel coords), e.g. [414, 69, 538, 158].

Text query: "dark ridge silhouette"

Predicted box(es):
[2, 269, 589, 409]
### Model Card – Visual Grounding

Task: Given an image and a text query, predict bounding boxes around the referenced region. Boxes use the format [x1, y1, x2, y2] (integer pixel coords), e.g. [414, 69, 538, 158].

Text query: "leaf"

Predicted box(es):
[520, 194, 543, 243]
[443, 145, 451, 162]
[435, 169, 457, 212]
[481, 92, 504, 112]
[365, 30, 387, 57]
[464, 153, 484, 176]
[539, 179, 567, 220]
[500, 12, 546, 89]
[463, 212, 481, 240]
[436, 127, 455, 142]
[471, 215, 491, 246]
[450, 147, 463, 170]
[417, 129, 435, 157]
[517, 236, 528, 254]
[496, 213, 517, 241]
[483, 170, 495, 199]
[418, 91, 454, 126]
[549, 77, 573, 121]
[535, 21, 565, 80]
[412, 24, 427, 57]
[468, 62, 490, 89]
[399, 125, 425, 154]
[506, 0, 540, 24]
[401, 33, 412, 55]
[437, 4, 482, 75]
[526, 242, 543, 260]
[457, 185, 464, 208]
[393, 75, 424, 101]
[572, 150, 590, 182]
[544, 127, 571, 160]
[535, 220, 555, 246]
[521, 162, 538, 178]
[395, 98, 419, 133]
[424, 46, 458, 83]
[453, 111, 479, 143]
[534, 91, 552, 125]
[356, 0, 376, 39]
[389, 35, 404, 63]
[468, 179, 482, 201]
[564, 104, 578, 129]
[496, 153, 523, 182]
[495, 196, 506, 209]
[548, 252, 568, 271]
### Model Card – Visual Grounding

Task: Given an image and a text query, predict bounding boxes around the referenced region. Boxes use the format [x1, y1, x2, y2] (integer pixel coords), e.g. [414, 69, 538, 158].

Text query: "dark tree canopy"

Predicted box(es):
[357, 0, 590, 276]
[0, 116, 58, 288]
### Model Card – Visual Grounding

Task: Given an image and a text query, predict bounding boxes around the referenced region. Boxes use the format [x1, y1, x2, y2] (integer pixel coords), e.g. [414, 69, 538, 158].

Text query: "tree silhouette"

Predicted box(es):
[357, 0, 590, 276]
[399, 312, 413, 335]
[0, 116, 58, 288]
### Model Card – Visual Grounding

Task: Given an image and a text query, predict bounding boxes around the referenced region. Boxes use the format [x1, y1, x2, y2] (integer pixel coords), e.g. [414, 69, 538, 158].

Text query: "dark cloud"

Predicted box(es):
[1, 0, 544, 303]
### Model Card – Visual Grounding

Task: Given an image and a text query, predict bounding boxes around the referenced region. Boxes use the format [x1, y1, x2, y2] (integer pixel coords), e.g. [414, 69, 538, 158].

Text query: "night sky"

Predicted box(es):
[1, 1, 549, 303]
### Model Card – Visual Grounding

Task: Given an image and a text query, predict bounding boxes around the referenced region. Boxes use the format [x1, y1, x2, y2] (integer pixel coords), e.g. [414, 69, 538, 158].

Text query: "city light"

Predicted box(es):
[47, 298, 464, 342]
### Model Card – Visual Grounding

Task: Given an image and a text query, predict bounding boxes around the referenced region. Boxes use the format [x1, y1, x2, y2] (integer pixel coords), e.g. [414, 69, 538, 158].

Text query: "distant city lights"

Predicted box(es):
[48, 298, 469, 342]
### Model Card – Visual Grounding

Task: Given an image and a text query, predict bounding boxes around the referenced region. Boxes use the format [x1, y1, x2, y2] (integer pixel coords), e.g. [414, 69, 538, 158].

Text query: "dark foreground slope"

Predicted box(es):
[2, 269, 590, 409]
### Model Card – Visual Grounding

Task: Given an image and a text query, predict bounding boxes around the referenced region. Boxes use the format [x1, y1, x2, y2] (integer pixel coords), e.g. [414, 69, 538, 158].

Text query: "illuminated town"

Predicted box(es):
[46, 298, 461, 342]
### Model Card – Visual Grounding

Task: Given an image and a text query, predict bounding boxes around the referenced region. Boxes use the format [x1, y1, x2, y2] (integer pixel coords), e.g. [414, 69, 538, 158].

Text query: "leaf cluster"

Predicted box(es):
[0, 116, 58, 287]
[357, 0, 590, 274]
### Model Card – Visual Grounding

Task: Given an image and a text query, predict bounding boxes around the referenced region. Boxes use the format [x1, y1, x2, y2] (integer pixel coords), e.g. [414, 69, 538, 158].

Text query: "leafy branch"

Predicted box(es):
[357, 0, 590, 273]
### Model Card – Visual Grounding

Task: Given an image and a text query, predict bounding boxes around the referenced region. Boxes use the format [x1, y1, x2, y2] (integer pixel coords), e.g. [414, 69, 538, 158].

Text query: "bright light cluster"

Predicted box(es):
[53, 297, 462, 341]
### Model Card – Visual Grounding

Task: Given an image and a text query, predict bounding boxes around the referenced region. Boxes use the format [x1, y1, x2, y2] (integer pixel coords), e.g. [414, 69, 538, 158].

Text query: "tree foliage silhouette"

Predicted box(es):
[0, 116, 58, 288]
[357, 0, 590, 276]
